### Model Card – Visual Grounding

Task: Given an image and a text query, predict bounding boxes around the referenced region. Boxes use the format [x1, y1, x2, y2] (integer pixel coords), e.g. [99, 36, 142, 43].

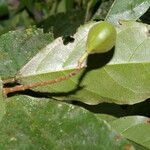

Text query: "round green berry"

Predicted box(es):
[86, 21, 117, 54]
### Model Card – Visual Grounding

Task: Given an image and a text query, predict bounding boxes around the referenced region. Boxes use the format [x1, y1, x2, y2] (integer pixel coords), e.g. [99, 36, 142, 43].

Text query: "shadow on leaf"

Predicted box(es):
[7, 47, 114, 98]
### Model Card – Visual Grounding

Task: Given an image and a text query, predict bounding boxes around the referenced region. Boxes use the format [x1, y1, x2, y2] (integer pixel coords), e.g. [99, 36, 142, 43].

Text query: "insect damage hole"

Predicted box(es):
[63, 36, 75, 45]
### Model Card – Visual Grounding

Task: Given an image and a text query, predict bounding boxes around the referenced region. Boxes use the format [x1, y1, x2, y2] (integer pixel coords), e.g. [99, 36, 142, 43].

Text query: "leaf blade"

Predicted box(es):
[0, 95, 136, 150]
[106, 0, 150, 24]
[18, 21, 150, 104]
[110, 116, 150, 149]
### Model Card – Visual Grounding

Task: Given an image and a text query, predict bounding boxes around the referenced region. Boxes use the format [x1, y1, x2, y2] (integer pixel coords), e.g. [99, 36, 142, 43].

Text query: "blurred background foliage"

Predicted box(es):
[0, 0, 116, 36]
[0, 0, 149, 36]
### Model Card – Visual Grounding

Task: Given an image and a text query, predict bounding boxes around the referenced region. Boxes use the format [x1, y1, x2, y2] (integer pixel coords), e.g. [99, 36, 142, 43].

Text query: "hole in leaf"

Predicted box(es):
[63, 36, 75, 45]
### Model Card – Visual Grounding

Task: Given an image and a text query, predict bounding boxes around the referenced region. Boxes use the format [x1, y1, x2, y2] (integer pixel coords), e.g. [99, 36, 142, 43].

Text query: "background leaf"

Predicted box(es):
[0, 10, 34, 36]
[93, 0, 114, 20]
[0, 0, 8, 17]
[0, 27, 53, 79]
[110, 116, 150, 149]
[0, 95, 137, 150]
[106, 0, 150, 24]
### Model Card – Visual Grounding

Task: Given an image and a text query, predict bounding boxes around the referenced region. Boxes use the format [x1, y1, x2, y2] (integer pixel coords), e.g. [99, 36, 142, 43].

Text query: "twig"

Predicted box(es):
[3, 62, 84, 95]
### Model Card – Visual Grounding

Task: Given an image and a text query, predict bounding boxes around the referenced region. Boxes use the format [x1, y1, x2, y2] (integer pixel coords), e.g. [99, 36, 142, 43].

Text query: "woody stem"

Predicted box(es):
[3, 52, 88, 95]
[3, 68, 80, 95]
[3, 60, 86, 95]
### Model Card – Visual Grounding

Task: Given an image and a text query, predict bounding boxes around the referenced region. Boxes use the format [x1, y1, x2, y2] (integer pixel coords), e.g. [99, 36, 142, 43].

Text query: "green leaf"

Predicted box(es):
[21, 0, 34, 12]
[110, 116, 150, 149]
[95, 114, 117, 123]
[93, 0, 114, 20]
[84, 0, 97, 21]
[0, 78, 6, 122]
[57, 0, 67, 13]
[56, 0, 74, 12]
[106, 0, 150, 24]
[0, 0, 8, 17]
[65, 0, 74, 11]
[0, 27, 53, 79]
[17, 21, 150, 105]
[0, 10, 34, 35]
[0, 95, 135, 150]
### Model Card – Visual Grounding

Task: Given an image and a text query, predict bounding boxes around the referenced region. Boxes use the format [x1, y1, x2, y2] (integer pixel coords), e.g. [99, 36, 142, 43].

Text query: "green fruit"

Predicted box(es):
[86, 21, 117, 54]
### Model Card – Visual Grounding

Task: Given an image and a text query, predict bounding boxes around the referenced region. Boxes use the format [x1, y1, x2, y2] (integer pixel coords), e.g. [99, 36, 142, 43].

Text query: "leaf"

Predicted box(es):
[0, 0, 8, 17]
[17, 21, 150, 105]
[84, 0, 97, 21]
[0, 10, 34, 35]
[93, 0, 114, 20]
[106, 0, 150, 24]
[21, 0, 35, 12]
[0, 27, 54, 79]
[110, 116, 150, 149]
[57, 0, 67, 13]
[0, 95, 136, 150]
[95, 114, 117, 123]
[0, 78, 6, 122]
